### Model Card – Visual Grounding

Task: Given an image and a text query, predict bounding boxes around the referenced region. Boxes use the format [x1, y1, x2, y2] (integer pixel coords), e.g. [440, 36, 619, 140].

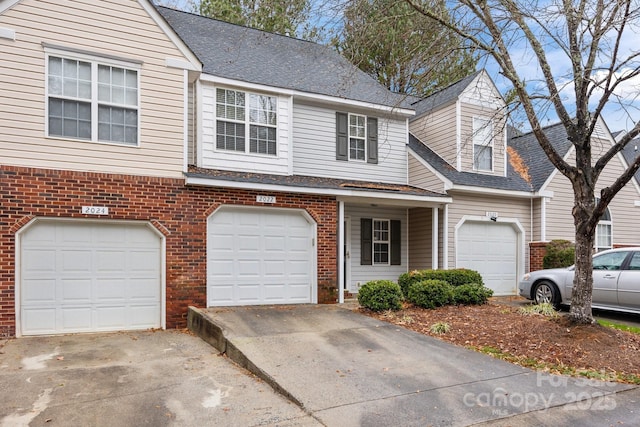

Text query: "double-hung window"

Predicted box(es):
[473, 117, 493, 171]
[47, 54, 139, 145]
[373, 219, 390, 264]
[595, 205, 612, 252]
[349, 114, 366, 161]
[336, 112, 378, 164]
[216, 88, 277, 155]
[360, 218, 401, 266]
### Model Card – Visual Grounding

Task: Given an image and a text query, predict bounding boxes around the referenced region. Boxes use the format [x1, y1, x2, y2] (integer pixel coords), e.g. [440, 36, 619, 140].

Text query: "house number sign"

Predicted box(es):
[82, 206, 109, 215]
[256, 195, 276, 204]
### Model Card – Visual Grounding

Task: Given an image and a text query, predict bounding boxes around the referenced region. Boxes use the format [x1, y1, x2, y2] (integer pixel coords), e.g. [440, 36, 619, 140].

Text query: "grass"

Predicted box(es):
[597, 319, 640, 335]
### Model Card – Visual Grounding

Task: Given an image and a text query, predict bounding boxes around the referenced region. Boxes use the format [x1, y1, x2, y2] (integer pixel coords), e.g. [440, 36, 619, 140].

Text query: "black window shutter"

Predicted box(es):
[361, 218, 372, 265]
[336, 112, 348, 161]
[367, 117, 378, 164]
[390, 220, 401, 265]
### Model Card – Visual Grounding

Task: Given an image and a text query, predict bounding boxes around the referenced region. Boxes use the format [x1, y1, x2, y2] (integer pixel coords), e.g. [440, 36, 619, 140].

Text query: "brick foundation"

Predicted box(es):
[0, 166, 338, 337]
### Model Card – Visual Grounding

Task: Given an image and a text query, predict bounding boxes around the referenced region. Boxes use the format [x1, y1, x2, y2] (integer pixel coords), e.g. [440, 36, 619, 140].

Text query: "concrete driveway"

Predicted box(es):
[190, 304, 640, 426]
[0, 330, 319, 427]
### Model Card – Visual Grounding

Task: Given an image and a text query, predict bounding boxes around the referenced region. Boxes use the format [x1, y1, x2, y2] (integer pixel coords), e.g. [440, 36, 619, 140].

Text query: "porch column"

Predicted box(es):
[338, 200, 345, 304]
[432, 207, 439, 269]
[443, 204, 449, 269]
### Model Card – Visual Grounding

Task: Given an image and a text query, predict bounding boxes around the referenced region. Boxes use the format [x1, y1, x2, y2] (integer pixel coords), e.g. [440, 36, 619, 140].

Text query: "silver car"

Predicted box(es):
[519, 247, 640, 314]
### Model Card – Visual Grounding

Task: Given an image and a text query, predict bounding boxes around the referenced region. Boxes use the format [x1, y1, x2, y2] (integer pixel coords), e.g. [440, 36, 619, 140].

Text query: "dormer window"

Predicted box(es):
[473, 117, 493, 171]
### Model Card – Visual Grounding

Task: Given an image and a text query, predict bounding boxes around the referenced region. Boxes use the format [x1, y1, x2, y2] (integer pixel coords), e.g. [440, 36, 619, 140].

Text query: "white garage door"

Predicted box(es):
[457, 221, 518, 296]
[20, 220, 162, 335]
[207, 207, 315, 306]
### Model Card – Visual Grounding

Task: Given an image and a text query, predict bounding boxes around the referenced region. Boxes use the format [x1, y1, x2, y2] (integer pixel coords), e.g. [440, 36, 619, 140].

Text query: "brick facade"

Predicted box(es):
[529, 241, 548, 272]
[0, 166, 338, 337]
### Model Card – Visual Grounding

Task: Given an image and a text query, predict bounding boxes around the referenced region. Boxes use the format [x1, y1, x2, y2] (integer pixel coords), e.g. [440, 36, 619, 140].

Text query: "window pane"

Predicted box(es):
[474, 145, 493, 170]
[349, 114, 365, 138]
[98, 106, 137, 145]
[349, 138, 365, 160]
[98, 83, 110, 102]
[78, 81, 91, 99]
[63, 77, 78, 97]
[216, 120, 245, 151]
[49, 76, 62, 96]
[125, 70, 137, 88]
[49, 57, 62, 76]
[125, 88, 137, 106]
[78, 62, 91, 81]
[111, 68, 124, 86]
[112, 86, 125, 104]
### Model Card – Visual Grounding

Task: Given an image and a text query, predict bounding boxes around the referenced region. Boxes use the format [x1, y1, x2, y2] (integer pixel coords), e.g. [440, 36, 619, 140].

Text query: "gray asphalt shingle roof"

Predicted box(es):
[410, 71, 482, 117]
[187, 167, 448, 198]
[619, 135, 640, 183]
[408, 135, 533, 192]
[157, 6, 410, 109]
[508, 123, 574, 191]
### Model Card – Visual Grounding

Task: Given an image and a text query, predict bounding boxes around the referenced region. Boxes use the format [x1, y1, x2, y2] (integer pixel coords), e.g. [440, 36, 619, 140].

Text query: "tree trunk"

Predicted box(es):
[569, 210, 595, 324]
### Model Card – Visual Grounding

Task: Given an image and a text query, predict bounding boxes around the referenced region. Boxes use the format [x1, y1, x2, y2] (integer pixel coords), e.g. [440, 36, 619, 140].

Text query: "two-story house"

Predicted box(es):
[0, 1, 449, 338]
[407, 71, 640, 296]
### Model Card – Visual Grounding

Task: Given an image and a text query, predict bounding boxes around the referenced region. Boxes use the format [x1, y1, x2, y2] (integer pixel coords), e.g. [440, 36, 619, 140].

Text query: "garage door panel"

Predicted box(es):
[62, 307, 93, 330]
[20, 221, 162, 335]
[61, 279, 92, 301]
[208, 208, 314, 306]
[23, 308, 56, 334]
[23, 249, 56, 272]
[22, 279, 56, 303]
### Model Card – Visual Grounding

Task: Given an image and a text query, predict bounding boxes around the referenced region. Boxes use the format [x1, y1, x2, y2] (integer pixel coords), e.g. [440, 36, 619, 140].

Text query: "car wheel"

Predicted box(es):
[533, 281, 559, 308]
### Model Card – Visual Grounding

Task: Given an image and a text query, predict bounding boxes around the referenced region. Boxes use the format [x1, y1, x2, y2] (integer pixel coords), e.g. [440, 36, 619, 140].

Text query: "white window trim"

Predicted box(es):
[472, 116, 494, 172]
[214, 87, 278, 156]
[44, 46, 141, 148]
[348, 113, 367, 162]
[595, 214, 613, 252]
[372, 218, 390, 266]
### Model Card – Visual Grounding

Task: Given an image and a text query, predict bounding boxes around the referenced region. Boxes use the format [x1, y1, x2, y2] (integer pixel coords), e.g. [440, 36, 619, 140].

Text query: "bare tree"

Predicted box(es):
[407, 0, 640, 324]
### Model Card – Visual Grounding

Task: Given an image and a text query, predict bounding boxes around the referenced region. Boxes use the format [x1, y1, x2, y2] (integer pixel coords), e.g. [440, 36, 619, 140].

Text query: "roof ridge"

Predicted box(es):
[156, 5, 322, 46]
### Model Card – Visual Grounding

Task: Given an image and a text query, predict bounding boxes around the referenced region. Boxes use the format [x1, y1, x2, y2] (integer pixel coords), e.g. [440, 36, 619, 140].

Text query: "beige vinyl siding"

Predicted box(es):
[410, 103, 458, 167]
[446, 192, 531, 272]
[293, 102, 408, 184]
[545, 149, 640, 245]
[0, 0, 190, 178]
[458, 103, 506, 176]
[532, 198, 543, 242]
[346, 205, 408, 291]
[408, 207, 433, 270]
[408, 153, 446, 193]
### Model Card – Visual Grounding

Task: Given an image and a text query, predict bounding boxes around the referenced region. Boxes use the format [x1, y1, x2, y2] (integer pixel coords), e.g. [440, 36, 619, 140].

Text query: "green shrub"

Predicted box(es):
[357, 280, 403, 311]
[407, 279, 454, 309]
[398, 269, 483, 297]
[543, 240, 575, 269]
[452, 283, 493, 305]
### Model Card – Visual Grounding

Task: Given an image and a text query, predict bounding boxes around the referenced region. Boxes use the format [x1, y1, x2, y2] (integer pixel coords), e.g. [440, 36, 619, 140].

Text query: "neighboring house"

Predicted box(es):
[0, 1, 449, 338]
[407, 71, 640, 296]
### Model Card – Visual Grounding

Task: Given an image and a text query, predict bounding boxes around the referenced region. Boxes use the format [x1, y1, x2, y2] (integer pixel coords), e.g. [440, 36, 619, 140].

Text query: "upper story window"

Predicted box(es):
[336, 112, 378, 164]
[473, 117, 493, 171]
[349, 114, 366, 161]
[216, 88, 277, 155]
[47, 55, 139, 146]
[595, 205, 612, 252]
